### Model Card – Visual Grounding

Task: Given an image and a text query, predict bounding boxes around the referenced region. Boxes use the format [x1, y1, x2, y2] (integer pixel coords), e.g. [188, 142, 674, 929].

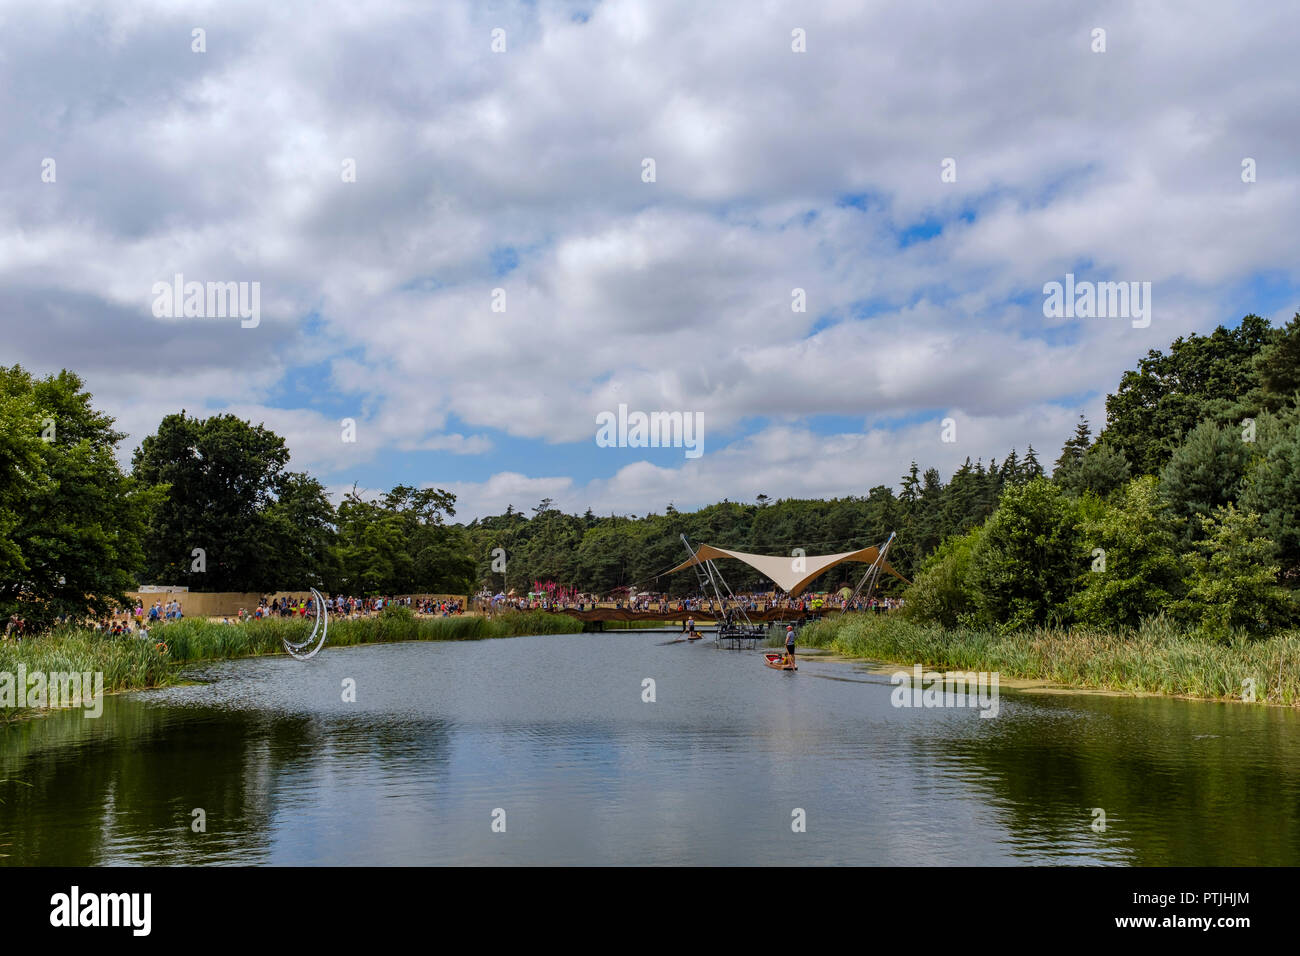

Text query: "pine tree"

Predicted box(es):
[1255, 312, 1300, 409]
[1000, 449, 1021, 486]
[941, 458, 979, 539]
[899, 461, 921, 506]
[1053, 415, 1092, 479]
[1023, 444, 1044, 479]
[917, 467, 944, 555]
[1059, 442, 1132, 499]
[979, 457, 1002, 517]
[1159, 419, 1251, 542]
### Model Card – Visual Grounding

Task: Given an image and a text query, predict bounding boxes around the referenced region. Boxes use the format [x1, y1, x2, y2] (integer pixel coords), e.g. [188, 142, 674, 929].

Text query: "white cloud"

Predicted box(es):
[1, 0, 1296, 513]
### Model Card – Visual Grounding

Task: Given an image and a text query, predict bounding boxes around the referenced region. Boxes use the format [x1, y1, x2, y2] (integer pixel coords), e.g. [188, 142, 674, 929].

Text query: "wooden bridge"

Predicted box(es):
[548, 606, 833, 628]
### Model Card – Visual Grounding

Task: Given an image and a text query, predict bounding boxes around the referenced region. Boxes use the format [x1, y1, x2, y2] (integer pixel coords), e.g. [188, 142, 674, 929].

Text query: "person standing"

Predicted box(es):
[784, 625, 797, 669]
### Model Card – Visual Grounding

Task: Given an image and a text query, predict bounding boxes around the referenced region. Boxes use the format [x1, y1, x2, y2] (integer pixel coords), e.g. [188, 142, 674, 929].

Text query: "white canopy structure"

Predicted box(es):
[665, 544, 908, 596]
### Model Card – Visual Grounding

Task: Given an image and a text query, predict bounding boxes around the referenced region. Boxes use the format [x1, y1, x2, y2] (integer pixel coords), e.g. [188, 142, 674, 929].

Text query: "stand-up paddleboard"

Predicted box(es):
[686, 633, 703, 641]
[764, 652, 796, 670]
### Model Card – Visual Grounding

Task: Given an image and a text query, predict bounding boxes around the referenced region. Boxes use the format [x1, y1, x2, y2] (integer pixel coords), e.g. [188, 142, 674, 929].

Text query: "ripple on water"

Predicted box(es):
[3, 634, 1298, 865]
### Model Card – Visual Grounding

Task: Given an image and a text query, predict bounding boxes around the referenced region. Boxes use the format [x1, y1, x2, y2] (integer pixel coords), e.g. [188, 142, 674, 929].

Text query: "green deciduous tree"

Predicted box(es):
[262, 473, 339, 590]
[1100, 315, 1273, 475]
[0, 366, 163, 627]
[1172, 505, 1296, 639]
[332, 484, 473, 595]
[1070, 477, 1186, 629]
[968, 478, 1083, 631]
[132, 412, 325, 591]
[902, 525, 982, 628]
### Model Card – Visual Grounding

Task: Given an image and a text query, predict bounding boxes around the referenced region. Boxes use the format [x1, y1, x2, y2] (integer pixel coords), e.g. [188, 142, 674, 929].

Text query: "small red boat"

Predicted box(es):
[764, 653, 796, 671]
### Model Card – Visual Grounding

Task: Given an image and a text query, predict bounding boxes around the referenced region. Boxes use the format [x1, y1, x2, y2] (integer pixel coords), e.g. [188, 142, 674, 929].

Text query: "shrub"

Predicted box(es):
[968, 478, 1083, 631]
[902, 526, 983, 627]
[1070, 476, 1188, 630]
[1172, 505, 1297, 639]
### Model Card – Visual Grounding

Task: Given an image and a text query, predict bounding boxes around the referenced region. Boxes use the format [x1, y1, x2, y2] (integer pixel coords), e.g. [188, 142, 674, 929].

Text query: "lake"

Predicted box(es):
[2, 633, 1297, 865]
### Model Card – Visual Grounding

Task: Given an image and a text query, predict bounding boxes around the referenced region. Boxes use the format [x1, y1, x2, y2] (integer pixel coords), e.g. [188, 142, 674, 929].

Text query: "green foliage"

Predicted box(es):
[1021, 444, 1044, 480]
[1252, 312, 1300, 411]
[1101, 314, 1274, 475]
[0, 373, 50, 584]
[1172, 505, 1296, 639]
[132, 412, 318, 591]
[901, 526, 982, 628]
[262, 473, 340, 589]
[379, 604, 416, 624]
[938, 458, 998, 543]
[464, 488, 929, 595]
[333, 485, 474, 595]
[968, 479, 1083, 631]
[1, 611, 579, 715]
[1056, 438, 1132, 500]
[0, 367, 162, 628]
[1070, 477, 1187, 629]
[1158, 419, 1252, 542]
[803, 612, 1300, 705]
[1238, 407, 1300, 581]
[1052, 415, 1093, 481]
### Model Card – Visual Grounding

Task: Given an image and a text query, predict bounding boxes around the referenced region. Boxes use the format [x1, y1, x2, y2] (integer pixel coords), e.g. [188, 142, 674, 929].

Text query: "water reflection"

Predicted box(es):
[2, 635, 1297, 865]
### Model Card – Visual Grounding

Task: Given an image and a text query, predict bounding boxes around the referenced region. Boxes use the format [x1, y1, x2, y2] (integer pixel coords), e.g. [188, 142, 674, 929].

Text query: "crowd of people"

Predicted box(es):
[3, 586, 898, 643]
[474, 588, 905, 615]
[15, 594, 471, 638]
[228, 594, 467, 622]
[255, 594, 465, 620]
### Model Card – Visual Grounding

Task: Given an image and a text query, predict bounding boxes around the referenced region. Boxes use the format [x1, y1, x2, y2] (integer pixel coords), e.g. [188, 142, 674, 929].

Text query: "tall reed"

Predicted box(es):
[1, 610, 577, 719]
[798, 613, 1300, 705]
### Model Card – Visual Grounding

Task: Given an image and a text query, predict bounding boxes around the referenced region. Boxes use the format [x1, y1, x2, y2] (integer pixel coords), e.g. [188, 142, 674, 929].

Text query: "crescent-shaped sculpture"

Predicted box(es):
[282, 587, 329, 660]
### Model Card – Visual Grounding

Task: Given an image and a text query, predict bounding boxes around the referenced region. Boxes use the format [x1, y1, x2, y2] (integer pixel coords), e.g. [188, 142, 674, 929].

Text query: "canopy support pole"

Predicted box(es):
[841, 532, 897, 615]
[680, 534, 712, 598]
[681, 534, 724, 625]
[704, 558, 754, 629]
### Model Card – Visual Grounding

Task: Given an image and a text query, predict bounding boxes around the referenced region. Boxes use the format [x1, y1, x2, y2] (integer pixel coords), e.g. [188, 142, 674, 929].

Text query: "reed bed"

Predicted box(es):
[797, 613, 1300, 705]
[1, 610, 577, 719]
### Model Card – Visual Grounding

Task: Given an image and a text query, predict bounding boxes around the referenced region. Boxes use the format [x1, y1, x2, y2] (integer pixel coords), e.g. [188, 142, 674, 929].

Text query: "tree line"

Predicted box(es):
[0, 380, 475, 629]
[907, 313, 1300, 639]
[2, 310, 1297, 636]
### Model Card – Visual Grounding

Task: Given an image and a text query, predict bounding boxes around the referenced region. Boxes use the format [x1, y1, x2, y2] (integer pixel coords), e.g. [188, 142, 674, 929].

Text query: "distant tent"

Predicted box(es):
[665, 545, 908, 596]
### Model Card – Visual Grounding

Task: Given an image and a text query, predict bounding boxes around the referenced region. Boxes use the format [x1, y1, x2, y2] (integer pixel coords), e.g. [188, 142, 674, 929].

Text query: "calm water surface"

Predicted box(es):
[2, 633, 1297, 865]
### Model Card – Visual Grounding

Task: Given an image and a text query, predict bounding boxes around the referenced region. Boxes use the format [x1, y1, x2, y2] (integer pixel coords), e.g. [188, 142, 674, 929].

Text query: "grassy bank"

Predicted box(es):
[1, 610, 576, 719]
[795, 613, 1300, 705]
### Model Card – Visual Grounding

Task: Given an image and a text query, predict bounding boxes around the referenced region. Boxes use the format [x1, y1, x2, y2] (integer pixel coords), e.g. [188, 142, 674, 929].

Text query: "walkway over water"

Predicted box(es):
[548, 606, 832, 625]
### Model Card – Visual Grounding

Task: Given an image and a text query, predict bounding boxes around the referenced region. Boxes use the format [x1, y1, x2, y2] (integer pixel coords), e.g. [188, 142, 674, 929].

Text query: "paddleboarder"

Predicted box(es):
[686, 616, 696, 639]
[784, 625, 796, 668]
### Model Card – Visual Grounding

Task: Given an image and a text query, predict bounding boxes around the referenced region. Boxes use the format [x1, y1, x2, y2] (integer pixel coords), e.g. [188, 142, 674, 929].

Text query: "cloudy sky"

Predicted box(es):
[4, 0, 1297, 520]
